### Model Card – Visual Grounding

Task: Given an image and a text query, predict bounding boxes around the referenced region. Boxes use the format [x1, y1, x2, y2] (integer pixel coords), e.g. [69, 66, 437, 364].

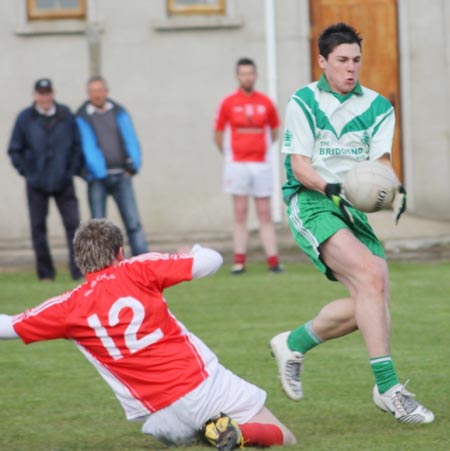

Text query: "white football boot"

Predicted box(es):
[269, 331, 304, 401]
[373, 382, 435, 424]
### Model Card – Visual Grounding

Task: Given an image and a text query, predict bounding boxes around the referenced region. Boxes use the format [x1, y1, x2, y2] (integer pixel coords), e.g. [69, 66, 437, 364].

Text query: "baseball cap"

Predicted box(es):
[34, 78, 53, 93]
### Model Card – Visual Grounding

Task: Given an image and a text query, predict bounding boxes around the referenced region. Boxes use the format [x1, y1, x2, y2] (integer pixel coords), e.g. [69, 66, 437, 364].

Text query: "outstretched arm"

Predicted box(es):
[190, 245, 223, 279]
[0, 314, 19, 339]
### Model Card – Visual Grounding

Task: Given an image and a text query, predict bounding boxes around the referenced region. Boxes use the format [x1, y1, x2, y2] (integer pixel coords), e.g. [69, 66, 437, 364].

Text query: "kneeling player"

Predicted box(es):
[0, 219, 296, 448]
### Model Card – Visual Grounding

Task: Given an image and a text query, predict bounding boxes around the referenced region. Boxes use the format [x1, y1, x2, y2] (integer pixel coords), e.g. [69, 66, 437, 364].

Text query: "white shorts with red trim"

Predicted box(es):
[223, 162, 273, 197]
[141, 363, 266, 446]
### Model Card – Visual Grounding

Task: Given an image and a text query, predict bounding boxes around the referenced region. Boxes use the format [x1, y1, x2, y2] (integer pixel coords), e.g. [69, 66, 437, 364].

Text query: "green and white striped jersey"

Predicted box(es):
[281, 75, 395, 204]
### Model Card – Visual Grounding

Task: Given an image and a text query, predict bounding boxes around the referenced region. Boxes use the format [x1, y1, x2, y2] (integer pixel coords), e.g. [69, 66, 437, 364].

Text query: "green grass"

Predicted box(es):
[0, 262, 449, 451]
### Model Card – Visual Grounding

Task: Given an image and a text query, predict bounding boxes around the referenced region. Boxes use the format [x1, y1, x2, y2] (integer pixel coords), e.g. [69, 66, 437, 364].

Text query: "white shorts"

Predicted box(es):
[141, 363, 266, 446]
[223, 162, 273, 197]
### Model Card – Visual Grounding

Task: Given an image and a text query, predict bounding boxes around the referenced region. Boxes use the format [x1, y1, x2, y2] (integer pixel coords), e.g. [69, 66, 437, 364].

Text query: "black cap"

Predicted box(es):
[34, 78, 53, 93]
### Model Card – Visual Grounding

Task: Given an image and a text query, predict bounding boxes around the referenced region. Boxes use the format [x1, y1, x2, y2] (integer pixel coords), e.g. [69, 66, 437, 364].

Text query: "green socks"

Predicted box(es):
[370, 355, 399, 394]
[288, 324, 399, 394]
[288, 321, 323, 354]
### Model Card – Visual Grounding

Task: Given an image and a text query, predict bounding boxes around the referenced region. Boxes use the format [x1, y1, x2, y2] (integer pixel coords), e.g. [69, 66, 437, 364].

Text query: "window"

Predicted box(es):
[153, 0, 240, 31]
[167, 0, 226, 15]
[27, 0, 86, 20]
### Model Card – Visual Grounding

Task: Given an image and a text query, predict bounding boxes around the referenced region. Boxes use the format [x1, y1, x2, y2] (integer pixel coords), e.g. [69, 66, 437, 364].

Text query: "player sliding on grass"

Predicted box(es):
[0, 219, 295, 449]
[270, 22, 434, 424]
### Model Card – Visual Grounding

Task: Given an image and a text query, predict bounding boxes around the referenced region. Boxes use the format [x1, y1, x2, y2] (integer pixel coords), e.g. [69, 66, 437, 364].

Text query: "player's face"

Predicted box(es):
[88, 80, 109, 108]
[236, 65, 257, 93]
[318, 43, 362, 95]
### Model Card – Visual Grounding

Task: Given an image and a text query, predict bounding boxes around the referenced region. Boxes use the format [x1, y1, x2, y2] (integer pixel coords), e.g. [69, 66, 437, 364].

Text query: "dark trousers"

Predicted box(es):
[26, 181, 82, 280]
[88, 174, 148, 256]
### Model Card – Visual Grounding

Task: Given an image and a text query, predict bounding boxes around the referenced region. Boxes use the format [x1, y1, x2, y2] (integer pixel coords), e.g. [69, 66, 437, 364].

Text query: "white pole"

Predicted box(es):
[264, 0, 282, 223]
[86, 0, 102, 76]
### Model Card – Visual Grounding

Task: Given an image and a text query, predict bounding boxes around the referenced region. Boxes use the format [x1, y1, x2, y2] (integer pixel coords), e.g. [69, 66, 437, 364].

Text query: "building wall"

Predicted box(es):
[0, 0, 309, 246]
[399, 0, 450, 219]
[1, 0, 450, 250]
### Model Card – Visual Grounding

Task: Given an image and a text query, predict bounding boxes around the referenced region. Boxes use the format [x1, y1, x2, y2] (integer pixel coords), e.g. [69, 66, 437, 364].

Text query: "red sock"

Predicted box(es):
[267, 255, 279, 268]
[234, 253, 246, 265]
[239, 423, 283, 447]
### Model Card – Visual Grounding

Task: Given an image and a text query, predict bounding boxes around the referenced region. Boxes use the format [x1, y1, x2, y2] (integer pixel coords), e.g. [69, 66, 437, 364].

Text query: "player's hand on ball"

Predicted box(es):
[393, 184, 407, 225]
[325, 183, 354, 224]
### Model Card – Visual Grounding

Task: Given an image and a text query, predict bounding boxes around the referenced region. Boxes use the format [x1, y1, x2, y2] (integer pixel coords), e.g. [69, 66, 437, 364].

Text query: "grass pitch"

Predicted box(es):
[0, 262, 449, 450]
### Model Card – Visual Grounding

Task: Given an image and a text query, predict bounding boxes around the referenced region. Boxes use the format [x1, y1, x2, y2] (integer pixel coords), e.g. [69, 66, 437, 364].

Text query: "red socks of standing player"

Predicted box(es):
[267, 255, 279, 269]
[235, 255, 280, 267]
[239, 423, 284, 447]
[234, 254, 282, 273]
[234, 253, 246, 266]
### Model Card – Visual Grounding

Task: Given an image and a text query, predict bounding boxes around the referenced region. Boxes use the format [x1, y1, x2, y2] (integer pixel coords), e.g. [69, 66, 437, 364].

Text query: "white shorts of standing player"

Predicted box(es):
[223, 162, 273, 198]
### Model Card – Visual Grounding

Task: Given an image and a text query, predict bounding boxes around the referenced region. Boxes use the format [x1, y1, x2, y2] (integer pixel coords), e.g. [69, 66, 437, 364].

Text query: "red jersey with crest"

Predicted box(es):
[214, 89, 280, 163]
[12, 253, 219, 420]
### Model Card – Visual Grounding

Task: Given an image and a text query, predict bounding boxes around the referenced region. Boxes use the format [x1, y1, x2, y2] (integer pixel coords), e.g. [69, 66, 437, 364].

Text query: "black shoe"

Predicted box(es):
[268, 264, 285, 273]
[230, 264, 246, 275]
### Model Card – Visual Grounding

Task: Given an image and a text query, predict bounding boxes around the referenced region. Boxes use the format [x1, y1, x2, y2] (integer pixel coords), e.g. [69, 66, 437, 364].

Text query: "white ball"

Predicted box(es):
[343, 161, 397, 213]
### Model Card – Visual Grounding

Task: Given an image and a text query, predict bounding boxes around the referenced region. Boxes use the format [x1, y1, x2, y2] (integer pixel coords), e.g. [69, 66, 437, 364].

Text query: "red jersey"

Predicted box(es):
[214, 89, 280, 162]
[12, 253, 219, 420]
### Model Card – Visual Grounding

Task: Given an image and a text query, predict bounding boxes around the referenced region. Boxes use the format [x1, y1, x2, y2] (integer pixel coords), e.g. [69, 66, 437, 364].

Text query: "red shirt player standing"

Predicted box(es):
[0, 219, 296, 449]
[214, 58, 283, 274]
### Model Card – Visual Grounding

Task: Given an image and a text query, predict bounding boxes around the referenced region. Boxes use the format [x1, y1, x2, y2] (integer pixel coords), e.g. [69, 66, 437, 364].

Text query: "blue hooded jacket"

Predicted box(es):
[76, 100, 142, 181]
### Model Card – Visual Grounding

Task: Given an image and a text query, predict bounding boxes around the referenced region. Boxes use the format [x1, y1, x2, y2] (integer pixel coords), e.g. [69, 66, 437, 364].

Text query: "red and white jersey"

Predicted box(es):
[12, 253, 219, 420]
[214, 89, 280, 163]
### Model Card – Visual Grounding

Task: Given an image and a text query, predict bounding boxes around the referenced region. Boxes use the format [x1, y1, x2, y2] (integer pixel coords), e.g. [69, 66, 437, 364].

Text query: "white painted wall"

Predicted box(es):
[1, 0, 450, 253]
[399, 0, 450, 219]
[0, 0, 309, 247]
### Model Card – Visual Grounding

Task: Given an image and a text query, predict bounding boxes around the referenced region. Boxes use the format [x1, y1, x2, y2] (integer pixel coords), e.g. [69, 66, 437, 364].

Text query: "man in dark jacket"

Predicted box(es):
[8, 78, 83, 281]
[76, 75, 148, 256]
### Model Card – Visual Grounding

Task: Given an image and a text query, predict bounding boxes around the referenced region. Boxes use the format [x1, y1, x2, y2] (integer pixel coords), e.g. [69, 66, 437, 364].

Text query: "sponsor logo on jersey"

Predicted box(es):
[319, 147, 365, 157]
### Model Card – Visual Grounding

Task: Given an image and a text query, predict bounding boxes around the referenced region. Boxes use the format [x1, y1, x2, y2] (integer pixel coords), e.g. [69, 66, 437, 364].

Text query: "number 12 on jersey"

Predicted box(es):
[87, 296, 163, 360]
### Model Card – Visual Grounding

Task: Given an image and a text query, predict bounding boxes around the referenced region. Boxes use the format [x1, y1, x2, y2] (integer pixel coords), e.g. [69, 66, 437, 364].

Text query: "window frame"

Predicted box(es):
[27, 0, 87, 21]
[167, 0, 226, 16]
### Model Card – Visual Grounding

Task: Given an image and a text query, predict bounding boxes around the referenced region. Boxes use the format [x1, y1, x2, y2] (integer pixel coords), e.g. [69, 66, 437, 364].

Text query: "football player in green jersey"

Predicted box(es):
[270, 22, 433, 424]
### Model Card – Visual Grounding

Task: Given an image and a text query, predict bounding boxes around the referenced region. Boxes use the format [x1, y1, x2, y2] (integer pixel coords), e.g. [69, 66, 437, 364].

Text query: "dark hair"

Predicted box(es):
[236, 57, 256, 72]
[74, 219, 123, 274]
[318, 22, 362, 59]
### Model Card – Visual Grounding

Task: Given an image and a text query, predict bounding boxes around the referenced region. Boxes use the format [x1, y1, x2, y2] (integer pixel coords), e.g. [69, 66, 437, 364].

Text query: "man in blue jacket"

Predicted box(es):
[8, 78, 83, 281]
[76, 76, 148, 256]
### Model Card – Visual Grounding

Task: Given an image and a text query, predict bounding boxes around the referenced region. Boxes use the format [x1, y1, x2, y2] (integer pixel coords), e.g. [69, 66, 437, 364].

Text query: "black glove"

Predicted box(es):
[325, 183, 354, 223]
[393, 185, 407, 225]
